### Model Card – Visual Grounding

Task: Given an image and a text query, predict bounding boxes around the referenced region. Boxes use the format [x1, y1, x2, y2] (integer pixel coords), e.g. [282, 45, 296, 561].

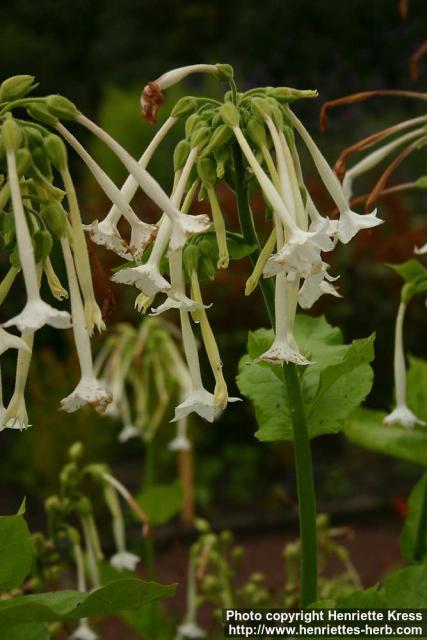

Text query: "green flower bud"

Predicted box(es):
[401, 282, 415, 305]
[24, 126, 44, 149]
[251, 97, 272, 121]
[27, 103, 57, 126]
[76, 496, 92, 517]
[173, 139, 191, 172]
[183, 242, 200, 275]
[190, 125, 211, 150]
[2, 117, 23, 153]
[44, 495, 61, 514]
[32, 146, 52, 179]
[16, 148, 32, 176]
[41, 202, 67, 237]
[46, 94, 79, 120]
[219, 102, 240, 128]
[268, 87, 318, 103]
[185, 113, 201, 139]
[215, 64, 234, 82]
[246, 117, 267, 148]
[33, 229, 53, 263]
[0, 75, 36, 103]
[197, 157, 216, 187]
[69, 441, 84, 462]
[2, 212, 15, 247]
[43, 134, 68, 172]
[415, 176, 427, 189]
[171, 96, 199, 119]
[214, 146, 230, 179]
[202, 124, 233, 156]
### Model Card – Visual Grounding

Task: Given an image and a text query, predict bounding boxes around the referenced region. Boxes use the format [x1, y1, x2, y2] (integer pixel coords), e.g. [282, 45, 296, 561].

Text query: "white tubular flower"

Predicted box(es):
[169, 413, 192, 451]
[59, 238, 112, 413]
[343, 127, 425, 199]
[112, 263, 171, 297]
[4, 150, 71, 332]
[172, 310, 219, 423]
[104, 483, 141, 572]
[84, 218, 131, 260]
[43, 257, 69, 300]
[71, 620, 98, 640]
[101, 116, 176, 234]
[306, 194, 339, 238]
[259, 274, 310, 366]
[176, 555, 206, 640]
[298, 271, 341, 309]
[76, 114, 211, 251]
[57, 123, 157, 260]
[288, 110, 383, 244]
[3, 331, 34, 431]
[414, 243, 427, 255]
[384, 301, 425, 428]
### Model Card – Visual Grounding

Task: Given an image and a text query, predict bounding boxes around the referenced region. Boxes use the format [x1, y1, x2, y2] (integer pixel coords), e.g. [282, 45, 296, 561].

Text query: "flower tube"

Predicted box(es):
[2, 331, 34, 430]
[288, 109, 383, 244]
[384, 300, 425, 428]
[104, 484, 140, 571]
[3, 121, 71, 332]
[56, 124, 157, 259]
[59, 237, 112, 413]
[75, 113, 211, 250]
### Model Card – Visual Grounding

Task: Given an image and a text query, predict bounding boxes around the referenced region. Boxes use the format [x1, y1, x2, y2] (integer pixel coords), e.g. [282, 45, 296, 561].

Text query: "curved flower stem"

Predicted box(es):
[233, 144, 317, 606]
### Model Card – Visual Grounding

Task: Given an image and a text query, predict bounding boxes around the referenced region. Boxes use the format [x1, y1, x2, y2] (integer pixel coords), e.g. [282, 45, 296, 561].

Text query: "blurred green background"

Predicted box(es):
[1, 0, 427, 530]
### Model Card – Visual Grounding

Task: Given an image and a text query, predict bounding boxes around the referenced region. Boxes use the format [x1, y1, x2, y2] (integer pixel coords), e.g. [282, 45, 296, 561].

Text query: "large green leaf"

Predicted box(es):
[5, 623, 49, 640]
[401, 473, 427, 563]
[406, 356, 427, 423]
[0, 579, 176, 626]
[344, 408, 427, 467]
[382, 561, 427, 607]
[236, 315, 375, 441]
[137, 482, 182, 526]
[0, 506, 33, 593]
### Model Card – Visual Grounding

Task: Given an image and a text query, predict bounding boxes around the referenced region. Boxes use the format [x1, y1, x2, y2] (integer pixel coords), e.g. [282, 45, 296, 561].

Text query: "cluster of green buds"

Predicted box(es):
[94, 317, 194, 449]
[321, 89, 427, 428]
[45, 442, 148, 640]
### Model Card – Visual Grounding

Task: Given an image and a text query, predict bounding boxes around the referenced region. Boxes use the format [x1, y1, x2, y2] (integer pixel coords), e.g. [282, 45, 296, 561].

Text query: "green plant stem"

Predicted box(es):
[143, 438, 157, 579]
[414, 478, 427, 561]
[233, 143, 318, 606]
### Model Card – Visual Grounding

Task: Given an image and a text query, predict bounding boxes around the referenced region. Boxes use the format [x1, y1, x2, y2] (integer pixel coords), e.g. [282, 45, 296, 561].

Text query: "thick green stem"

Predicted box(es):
[233, 144, 318, 606]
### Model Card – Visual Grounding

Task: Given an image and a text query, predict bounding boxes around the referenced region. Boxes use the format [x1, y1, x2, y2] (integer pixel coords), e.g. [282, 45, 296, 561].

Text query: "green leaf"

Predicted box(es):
[0, 508, 33, 593]
[137, 482, 182, 526]
[344, 408, 427, 467]
[337, 585, 385, 608]
[390, 259, 427, 283]
[236, 315, 375, 441]
[406, 356, 427, 423]
[0, 579, 176, 626]
[4, 623, 49, 640]
[382, 561, 427, 607]
[401, 473, 427, 563]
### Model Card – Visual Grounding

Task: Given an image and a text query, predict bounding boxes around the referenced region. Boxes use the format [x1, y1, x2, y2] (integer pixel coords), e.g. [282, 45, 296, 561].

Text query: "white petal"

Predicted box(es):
[384, 405, 426, 429]
[4, 300, 71, 332]
[172, 388, 221, 423]
[169, 214, 211, 252]
[129, 221, 157, 258]
[150, 293, 210, 316]
[414, 243, 427, 255]
[177, 621, 207, 639]
[118, 424, 140, 442]
[258, 338, 311, 366]
[337, 209, 383, 244]
[112, 264, 171, 296]
[169, 434, 192, 451]
[110, 551, 140, 571]
[84, 220, 132, 260]
[60, 376, 112, 413]
[71, 620, 98, 640]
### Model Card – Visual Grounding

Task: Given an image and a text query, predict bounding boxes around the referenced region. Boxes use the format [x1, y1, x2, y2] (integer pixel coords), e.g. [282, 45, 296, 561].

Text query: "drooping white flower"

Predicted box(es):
[384, 301, 425, 428]
[306, 194, 339, 238]
[112, 262, 171, 296]
[172, 387, 220, 423]
[84, 218, 132, 260]
[288, 109, 383, 244]
[4, 149, 71, 332]
[259, 275, 310, 366]
[76, 114, 211, 251]
[298, 271, 341, 309]
[2, 331, 34, 431]
[59, 238, 112, 413]
[71, 620, 98, 640]
[57, 122, 158, 260]
[110, 550, 140, 572]
[414, 243, 427, 255]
